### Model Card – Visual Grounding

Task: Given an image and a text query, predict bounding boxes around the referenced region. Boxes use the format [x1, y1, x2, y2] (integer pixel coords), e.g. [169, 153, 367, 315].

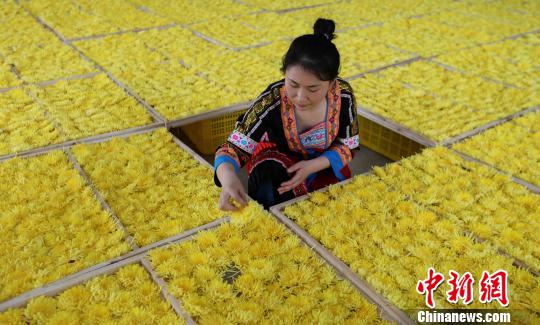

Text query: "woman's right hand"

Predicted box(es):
[216, 163, 248, 211]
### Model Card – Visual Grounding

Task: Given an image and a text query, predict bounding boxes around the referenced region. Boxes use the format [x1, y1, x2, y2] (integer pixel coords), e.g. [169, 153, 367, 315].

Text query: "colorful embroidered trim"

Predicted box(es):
[300, 122, 327, 150]
[338, 135, 360, 150]
[228, 130, 258, 154]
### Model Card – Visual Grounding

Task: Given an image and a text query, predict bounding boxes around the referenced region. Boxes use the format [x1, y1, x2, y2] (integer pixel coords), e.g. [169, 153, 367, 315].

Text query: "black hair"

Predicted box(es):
[280, 18, 340, 81]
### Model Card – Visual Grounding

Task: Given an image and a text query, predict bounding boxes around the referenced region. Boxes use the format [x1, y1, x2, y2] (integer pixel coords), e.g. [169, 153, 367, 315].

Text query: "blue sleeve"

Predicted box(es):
[321, 150, 346, 181]
[214, 155, 240, 173]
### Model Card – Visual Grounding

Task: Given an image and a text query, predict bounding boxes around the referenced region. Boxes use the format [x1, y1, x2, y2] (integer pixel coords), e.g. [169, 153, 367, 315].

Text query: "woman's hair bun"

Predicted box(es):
[313, 18, 336, 41]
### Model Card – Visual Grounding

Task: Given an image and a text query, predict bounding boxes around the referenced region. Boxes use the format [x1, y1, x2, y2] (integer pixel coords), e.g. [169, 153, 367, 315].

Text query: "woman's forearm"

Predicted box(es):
[309, 155, 331, 173]
[216, 162, 237, 186]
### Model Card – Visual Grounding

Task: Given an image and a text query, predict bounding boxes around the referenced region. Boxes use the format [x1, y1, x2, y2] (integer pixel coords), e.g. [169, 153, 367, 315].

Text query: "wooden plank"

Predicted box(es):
[141, 257, 196, 324]
[269, 207, 415, 324]
[345, 56, 422, 81]
[132, 217, 230, 254]
[384, 43, 421, 57]
[449, 148, 540, 194]
[190, 30, 234, 50]
[0, 85, 19, 93]
[166, 101, 251, 128]
[441, 105, 540, 146]
[35, 71, 102, 87]
[77, 122, 165, 144]
[273, 1, 340, 13]
[1, 71, 100, 93]
[235, 41, 273, 51]
[505, 28, 540, 40]
[0, 122, 165, 163]
[67, 23, 178, 42]
[336, 21, 383, 33]
[357, 107, 437, 147]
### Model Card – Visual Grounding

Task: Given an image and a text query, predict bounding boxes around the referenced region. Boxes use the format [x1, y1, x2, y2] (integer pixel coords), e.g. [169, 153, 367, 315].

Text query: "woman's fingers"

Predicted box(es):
[280, 172, 302, 188]
[278, 179, 299, 194]
[280, 176, 299, 188]
[219, 192, 238, 211]
[232, 189, 248, 206]
[242, 191, 250, 204]
[287, 162, 301, 173]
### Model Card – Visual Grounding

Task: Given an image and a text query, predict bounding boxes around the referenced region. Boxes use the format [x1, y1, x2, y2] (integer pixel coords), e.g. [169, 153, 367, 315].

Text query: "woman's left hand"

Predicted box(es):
[278, 158, 328, 194]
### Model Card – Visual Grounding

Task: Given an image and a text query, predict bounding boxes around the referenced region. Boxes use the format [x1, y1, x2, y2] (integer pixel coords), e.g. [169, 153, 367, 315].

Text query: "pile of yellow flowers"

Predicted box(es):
[283, 169, 539, 321]
[450, 1, 539, 31]
[0, 3, 94, 83]
[0, 88, 63, 156]
[137, 27, 280, 100]
[453, 111, 540, 186]
[23, 0, 171, 40]
[243, 39, 289, 67]
[351, 60, 536, 142]
[436, 37, 540, 90]
[29, 74, 152, 139]
[191, 16, 273, 49]
[149, 202, 386, 323]
[76, 32, 244, 120]
[238, 11, 314, 41]
[72, 129, 224, 246]
[0, 264, 181, 324]
[353, 10, 523, 57]
[351, 73, 479, 142]
[0, 151, 130, 302]
[373, 147, 540, 269]
[134, 27, 218, 68]
[335, 29, 412, 78]
[192, 49, 280, 100]
[128, 0, 253, 25]
[383, 61, 536, 113]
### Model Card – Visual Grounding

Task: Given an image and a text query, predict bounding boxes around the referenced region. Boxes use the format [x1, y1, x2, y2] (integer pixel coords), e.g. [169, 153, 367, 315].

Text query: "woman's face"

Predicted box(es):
[284, 65, 333, 112]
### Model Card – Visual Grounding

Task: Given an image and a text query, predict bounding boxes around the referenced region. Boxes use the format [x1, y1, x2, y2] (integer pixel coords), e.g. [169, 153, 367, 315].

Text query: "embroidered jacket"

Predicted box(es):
[214, 78, 360, 186]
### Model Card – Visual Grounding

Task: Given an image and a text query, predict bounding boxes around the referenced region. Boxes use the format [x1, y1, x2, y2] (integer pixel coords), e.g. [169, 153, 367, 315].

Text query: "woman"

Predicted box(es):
[214, 18, 359, 211]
